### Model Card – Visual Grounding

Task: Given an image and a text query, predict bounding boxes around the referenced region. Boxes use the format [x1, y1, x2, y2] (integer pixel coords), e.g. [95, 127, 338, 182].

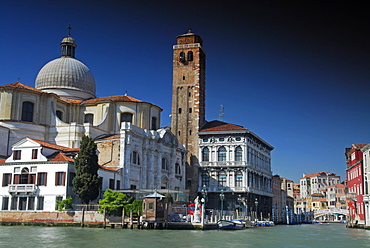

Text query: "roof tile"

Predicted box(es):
[200, 120, 248, 132]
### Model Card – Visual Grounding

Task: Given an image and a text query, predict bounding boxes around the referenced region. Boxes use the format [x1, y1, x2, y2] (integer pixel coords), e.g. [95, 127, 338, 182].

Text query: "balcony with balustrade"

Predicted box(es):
[8, 184, 37, 194]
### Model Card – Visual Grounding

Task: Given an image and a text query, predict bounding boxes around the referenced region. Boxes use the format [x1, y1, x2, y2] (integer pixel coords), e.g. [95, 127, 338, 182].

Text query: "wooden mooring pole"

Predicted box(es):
[81, 207, 85, 227]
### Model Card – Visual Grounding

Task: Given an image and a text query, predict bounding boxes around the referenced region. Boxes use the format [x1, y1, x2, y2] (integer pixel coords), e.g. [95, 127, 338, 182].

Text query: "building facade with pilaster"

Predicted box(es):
[198, 120, 273, 218]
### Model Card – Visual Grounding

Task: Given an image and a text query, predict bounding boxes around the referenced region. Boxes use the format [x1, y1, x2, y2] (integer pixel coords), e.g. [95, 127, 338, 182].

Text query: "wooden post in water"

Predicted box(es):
[122, 208, 125, 228]
[81, 207, 85, 227]
[103, 208, 106, 229]
[130, 211, 133, 229]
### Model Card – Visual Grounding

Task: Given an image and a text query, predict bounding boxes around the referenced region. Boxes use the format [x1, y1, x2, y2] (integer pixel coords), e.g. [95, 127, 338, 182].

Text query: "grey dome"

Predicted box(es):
[35, 35, 96, 99]
[35, 57, 96, 98]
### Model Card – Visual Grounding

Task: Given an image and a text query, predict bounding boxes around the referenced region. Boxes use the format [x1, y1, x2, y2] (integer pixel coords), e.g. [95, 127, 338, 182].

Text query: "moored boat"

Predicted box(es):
[218, 219, 247, 230]
[254, 220, 275, 226]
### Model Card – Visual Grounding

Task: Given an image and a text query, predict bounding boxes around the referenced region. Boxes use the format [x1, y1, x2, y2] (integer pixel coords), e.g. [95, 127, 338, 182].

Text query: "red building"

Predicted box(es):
[345, 144, 366, 225]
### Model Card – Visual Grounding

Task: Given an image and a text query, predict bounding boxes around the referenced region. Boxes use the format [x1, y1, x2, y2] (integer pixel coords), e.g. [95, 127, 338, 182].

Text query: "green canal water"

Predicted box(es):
[0, 223, 369, 248]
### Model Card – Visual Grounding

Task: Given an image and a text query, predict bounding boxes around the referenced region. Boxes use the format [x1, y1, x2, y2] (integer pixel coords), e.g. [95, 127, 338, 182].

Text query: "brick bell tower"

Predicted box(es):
[171, 29, 206, 199]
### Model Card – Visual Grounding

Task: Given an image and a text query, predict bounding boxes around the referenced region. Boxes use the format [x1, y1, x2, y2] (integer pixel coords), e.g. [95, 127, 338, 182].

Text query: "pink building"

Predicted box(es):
[345, 144, 366, 225]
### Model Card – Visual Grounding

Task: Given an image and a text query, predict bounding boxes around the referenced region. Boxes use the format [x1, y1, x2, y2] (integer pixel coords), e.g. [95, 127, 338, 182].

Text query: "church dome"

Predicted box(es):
[35, 35, 96, 100]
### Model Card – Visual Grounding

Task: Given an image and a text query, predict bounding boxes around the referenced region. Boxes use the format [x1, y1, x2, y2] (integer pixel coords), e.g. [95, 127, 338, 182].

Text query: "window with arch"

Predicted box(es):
[235, 146, 243, 161]
[130, 151, 140, 165]
[235, 171, 243, 187]
[21, 101, 34, 122]
[179, 51, 185, 62]
[218, 171, 227, 186]
[202, 147, 209, 162]
[218, 146, 226, 161]
[202, 172, 210, 187]
[20, 168, 30, 184]
[162, 157, 168, 170]
[15, 167, 35, 185]
[151, 116, 157, 130]
[56, 110, 63, 121]
[187, 51, 193, 61]
[175, 163, 181, 175]
[121, 112, 133, 123]
[84, 114, 94, 124]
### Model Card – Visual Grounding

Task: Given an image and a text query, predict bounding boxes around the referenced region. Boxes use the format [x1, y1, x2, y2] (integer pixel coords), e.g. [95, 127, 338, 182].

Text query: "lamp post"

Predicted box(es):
[201, 185, 207, 226]
[255, 198, 258, 222]
[220, 190, 225, 219]
[237, 195, 242, 218]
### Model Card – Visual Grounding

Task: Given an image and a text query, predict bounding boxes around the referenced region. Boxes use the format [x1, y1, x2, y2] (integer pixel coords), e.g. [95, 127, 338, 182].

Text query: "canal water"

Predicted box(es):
[0, 223, 369, 248]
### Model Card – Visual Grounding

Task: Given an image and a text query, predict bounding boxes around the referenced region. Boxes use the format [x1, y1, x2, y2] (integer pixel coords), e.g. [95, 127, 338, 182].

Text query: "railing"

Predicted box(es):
[173, 43, 201, 49]
[73, 204, 100, 211]
[200, 161, 247, 167]
[8, 184, 37, 194]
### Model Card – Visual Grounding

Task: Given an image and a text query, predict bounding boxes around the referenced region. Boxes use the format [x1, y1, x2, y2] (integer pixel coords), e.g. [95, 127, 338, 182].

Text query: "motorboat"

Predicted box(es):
[218, 219, 247, 230]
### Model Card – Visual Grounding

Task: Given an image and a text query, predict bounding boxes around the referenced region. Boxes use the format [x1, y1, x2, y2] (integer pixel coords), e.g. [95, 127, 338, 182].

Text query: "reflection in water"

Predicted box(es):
[1, 224, 370, 248]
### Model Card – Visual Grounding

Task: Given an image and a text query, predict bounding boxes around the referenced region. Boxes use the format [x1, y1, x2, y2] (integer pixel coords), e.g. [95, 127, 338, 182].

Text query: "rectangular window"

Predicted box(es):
[2, 173, 12, 186]
[10, 197, 17, 210]
[37, 172, 47, 186]
[149, 203, 153, 209]
[55, 172, 66, 186]
[84, 114, 94, 124]
[13, 174, 20, 184]
[19, 197, 27, 210]
[28, 174, 36, 184]
[13, 150, 21, 160]
[116, 180, 120, 190]
[2, 197, 9, 210]
[37, 197, 44, 210]
[130, 184, 136, 190]
[109, 179, 115, 189]
[32, 149, 38, 159]
[28, 197, 35, 210]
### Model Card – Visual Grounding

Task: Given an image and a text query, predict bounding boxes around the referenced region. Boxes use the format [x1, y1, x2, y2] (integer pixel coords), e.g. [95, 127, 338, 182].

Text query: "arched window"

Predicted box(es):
[121, 112, 133, 123]
[235, 146, 243, 161]
[20, 167, 34, 184]
[235, 171, 243, 187]
[202, 172, 210, 187]
[187, 51, 193, 61]
[151, 116, 157, 130]
[56, 110, 63, 121]
[202, 147, 209, 162]
[179, 51, 185, 62]
[218, 146, 226, 161]
[218, 171, 227, 186]
[21, 101, 34, 122]
[130, 151, 140, 165]
[84, 114, 94, 124]
[175, 163, 181, 175]
[162, 157, 168, 170]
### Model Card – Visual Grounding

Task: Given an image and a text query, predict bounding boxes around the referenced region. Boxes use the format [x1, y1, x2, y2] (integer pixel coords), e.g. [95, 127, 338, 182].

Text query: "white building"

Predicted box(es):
[299, 172, 341, 199]
[0, 33, 186, 204]
[361, 144, 370, 226]
[0, 138, 79, 211]
[198, 120, 273, 217]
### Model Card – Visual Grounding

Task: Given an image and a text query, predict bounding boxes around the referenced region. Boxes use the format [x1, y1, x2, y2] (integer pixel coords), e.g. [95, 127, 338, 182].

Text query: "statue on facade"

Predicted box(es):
[193, 196, 201, 223]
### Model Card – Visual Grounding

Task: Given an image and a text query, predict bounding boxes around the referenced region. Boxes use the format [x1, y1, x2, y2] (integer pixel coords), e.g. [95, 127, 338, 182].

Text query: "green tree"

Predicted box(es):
[98, 189, 132, 215]
[56, 197, 73, 211]
[72, 135, 100, 204]
[125, 199, 143, 215]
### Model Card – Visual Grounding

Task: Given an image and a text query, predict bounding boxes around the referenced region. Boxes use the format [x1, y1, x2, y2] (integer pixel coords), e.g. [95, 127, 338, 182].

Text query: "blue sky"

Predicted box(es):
[1, 1, 369, 182]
